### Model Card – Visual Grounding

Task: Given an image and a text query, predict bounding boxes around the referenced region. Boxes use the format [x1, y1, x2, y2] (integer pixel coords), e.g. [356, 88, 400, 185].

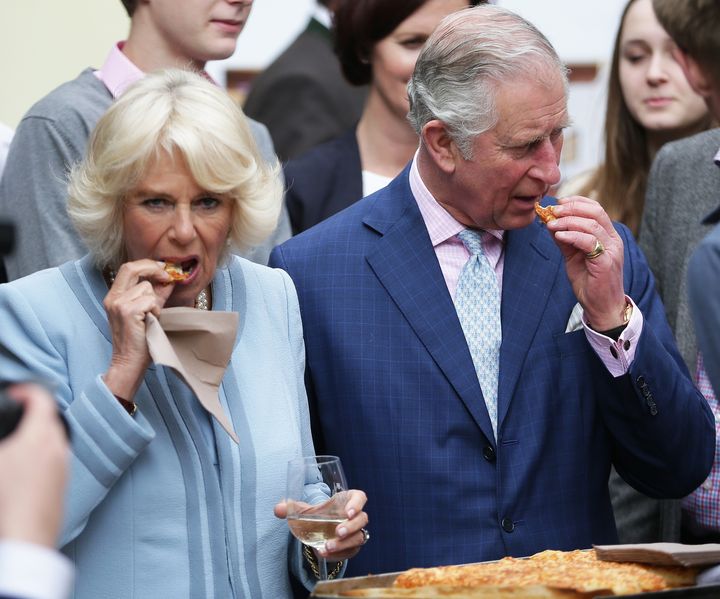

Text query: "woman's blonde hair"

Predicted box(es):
[68, 68, 283, 269]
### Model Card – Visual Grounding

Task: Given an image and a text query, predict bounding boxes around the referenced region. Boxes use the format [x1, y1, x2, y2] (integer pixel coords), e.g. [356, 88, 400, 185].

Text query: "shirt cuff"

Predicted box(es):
[0, 540, 74, 599]
[583, 296, 643, 378]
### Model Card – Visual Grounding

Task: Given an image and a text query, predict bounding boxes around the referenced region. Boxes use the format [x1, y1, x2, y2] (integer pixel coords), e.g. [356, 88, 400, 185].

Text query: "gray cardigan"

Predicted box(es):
[640, 128, 720, 373]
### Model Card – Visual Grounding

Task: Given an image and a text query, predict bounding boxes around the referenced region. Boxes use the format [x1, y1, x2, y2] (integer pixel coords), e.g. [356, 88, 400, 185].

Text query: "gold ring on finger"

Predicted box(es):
[585, 238, 605, 260]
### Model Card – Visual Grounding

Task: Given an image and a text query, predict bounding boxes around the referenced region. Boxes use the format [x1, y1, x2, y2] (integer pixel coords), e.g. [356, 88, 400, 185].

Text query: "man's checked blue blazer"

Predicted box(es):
[270, 164, 714, 577]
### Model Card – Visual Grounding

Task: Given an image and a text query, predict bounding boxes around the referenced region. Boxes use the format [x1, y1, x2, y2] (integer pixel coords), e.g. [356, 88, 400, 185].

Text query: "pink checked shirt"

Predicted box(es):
[408, 155, 643, 378]
[683, 354, 720, 531]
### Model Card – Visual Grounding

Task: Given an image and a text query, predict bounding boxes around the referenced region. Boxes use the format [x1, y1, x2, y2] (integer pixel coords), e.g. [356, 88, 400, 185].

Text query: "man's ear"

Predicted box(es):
[673, 48, 714, 99]
[421, 120, 462, 174]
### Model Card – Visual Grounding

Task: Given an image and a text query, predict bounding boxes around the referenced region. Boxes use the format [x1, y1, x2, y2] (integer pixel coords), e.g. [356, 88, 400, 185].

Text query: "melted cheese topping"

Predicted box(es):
[394, 550, 696, 596]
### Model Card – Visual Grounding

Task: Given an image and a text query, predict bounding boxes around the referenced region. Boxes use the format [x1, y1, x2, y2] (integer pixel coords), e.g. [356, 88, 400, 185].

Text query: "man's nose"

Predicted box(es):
[529, 138, 561, 186]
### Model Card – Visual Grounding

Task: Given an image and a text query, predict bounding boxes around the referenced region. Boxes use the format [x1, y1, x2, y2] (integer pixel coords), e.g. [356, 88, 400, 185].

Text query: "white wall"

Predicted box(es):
[499, 0, 627, 63]
[0, 0, 129, 128]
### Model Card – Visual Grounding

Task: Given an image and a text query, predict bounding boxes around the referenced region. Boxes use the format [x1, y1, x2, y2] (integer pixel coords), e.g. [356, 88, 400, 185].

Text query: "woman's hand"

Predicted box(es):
[274, 489, 369, 561]
[103, 260, 174, 401]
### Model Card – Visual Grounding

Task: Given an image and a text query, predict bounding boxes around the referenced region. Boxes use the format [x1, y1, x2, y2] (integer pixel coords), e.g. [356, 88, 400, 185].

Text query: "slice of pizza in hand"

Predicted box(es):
[534, 202, 556, 224]
[164, 262, 191, 282]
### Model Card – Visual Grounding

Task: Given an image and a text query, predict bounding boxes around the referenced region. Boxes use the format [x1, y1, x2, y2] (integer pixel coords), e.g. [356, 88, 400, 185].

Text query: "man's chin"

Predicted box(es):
[502, 203, 540, 230]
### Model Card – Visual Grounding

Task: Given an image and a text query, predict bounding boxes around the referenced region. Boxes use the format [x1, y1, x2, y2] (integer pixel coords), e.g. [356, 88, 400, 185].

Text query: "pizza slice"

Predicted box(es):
[534, 202, 557, 224]
[164, 262, 191, 282]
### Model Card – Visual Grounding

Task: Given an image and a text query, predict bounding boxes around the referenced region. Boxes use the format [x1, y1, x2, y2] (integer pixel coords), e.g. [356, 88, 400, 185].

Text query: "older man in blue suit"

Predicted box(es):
[270, 4, 715, 577]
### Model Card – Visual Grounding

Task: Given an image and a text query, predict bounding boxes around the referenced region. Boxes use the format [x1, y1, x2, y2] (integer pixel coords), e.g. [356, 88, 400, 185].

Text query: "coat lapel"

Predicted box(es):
[363, 171, 496, 442]
[496, 220, 561, 428]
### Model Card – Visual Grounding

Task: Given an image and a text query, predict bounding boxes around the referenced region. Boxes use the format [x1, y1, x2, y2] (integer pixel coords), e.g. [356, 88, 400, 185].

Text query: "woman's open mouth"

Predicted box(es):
[164, 258, 199, 284]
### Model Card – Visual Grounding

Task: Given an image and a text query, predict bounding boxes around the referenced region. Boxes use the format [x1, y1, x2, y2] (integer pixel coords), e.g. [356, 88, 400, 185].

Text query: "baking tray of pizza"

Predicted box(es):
[311, 549, 720, 598]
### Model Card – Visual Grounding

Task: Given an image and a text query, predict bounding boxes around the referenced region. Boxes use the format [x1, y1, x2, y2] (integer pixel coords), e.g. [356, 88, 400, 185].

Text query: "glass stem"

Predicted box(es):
[318, 555, 328, 580]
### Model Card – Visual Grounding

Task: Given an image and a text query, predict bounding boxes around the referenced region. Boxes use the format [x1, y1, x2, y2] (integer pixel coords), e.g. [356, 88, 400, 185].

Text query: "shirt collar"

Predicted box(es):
[94, 41, 216, 99]
[409, 152, 504, 246]
[94, 42, 145, 99]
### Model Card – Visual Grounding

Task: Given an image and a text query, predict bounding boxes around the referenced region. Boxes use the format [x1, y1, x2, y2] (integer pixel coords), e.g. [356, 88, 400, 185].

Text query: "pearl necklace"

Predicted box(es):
[106, 269, 210, 311]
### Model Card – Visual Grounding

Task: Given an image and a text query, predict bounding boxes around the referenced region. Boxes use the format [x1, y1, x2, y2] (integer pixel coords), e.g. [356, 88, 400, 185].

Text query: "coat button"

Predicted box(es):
[483, 445, 496, 462]
[501, 518, 515, 533]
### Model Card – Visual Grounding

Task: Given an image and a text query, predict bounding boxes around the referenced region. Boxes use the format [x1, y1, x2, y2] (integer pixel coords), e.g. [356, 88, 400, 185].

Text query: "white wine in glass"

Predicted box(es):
[285, 455, 349, 580]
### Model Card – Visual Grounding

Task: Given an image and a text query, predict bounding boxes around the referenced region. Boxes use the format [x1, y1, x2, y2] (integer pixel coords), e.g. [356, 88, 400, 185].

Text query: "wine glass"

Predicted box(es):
[285, 455, 349, 580]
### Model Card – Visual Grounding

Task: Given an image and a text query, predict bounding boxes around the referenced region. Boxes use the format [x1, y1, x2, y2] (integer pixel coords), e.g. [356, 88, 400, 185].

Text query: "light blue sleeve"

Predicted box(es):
[0, 284, 155, 546]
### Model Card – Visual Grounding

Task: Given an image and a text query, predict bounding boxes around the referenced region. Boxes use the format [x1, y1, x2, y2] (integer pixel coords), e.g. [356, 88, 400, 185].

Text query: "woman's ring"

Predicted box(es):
[585, 239, 605, 260]
[360, 528, 370, 545]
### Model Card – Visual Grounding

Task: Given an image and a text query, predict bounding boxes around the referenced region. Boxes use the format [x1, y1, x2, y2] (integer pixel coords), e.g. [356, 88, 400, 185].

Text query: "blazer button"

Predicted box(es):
[483, 445, 496, 462]
[501, 518, 515, 533]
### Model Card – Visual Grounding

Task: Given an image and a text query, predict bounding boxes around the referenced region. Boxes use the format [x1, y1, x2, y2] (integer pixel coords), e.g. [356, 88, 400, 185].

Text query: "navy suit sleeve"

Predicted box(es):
[604, 225, 715, 498]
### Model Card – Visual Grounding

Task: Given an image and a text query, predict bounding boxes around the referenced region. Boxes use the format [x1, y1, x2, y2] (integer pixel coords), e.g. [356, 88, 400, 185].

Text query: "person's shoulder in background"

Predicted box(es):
[13, 69, 111, 136]
[283, 128, 362, 233]
[243, 21, 366, 162]
[655, 127, 720, 163]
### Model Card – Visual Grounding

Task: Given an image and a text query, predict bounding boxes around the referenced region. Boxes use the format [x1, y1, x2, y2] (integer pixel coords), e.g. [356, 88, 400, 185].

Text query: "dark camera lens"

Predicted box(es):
[0, 389, 24, 440]
[0, 220, 14, 257]
[0, 383, 70, 441]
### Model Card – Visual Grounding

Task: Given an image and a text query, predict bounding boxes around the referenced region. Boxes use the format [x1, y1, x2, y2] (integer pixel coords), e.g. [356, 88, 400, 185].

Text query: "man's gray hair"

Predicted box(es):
[408, 5, 568, 158]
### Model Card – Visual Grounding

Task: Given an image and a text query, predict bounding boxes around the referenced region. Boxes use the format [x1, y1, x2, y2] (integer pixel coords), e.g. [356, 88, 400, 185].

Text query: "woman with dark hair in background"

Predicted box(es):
[284, 0, 481, 234]
[559, 0, 711, 236]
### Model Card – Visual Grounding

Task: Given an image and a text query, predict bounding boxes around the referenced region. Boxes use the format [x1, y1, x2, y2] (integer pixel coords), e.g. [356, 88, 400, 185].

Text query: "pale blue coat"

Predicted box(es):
[0, 254, 316, 598]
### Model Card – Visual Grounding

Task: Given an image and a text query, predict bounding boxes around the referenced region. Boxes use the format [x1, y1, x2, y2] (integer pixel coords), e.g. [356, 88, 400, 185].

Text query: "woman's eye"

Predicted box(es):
[624, 53, 646, 64]
[142, 197, 169, 208]
[196, 196, 220, 209]
[399, 37, 426, 50]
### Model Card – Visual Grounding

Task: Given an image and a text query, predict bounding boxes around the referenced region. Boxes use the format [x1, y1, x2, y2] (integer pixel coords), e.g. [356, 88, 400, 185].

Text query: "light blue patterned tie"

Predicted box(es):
[455, 229, 502, 438]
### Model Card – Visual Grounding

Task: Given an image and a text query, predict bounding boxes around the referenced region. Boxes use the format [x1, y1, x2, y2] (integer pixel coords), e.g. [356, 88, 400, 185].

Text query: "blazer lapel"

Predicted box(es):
[496, 220, 560, 428]
[363, 172, 496, 442]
